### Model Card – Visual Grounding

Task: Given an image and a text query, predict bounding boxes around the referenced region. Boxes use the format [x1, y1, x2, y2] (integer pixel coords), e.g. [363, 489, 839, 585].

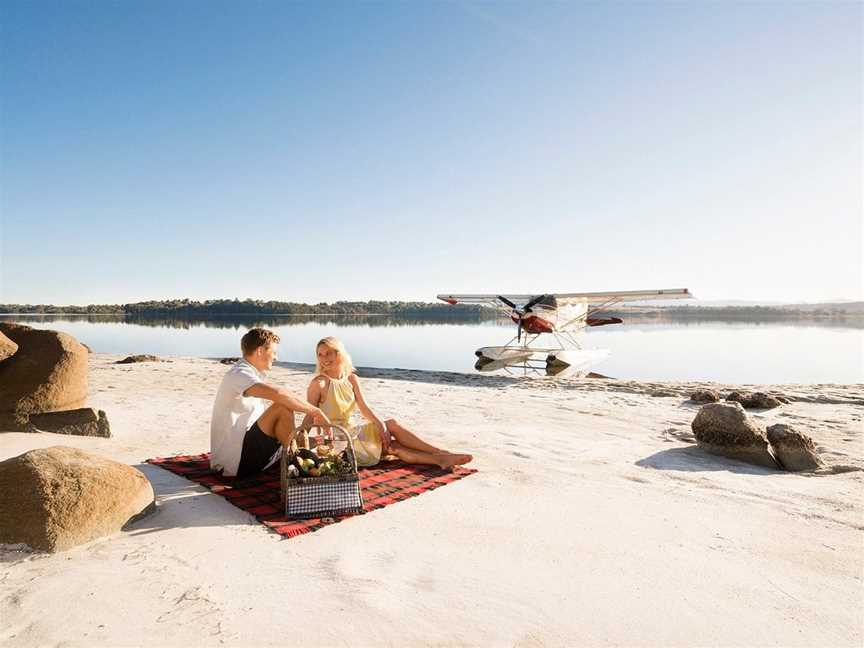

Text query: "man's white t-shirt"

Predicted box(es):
[210, 359, 270, 476]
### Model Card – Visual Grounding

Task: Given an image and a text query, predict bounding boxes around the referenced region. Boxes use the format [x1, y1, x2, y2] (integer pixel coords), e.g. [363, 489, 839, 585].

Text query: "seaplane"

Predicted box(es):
[437, 288, 694, 377]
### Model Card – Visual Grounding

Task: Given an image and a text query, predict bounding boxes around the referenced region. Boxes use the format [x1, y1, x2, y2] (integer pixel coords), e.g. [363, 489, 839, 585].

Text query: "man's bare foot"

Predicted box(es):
[436, 453, 473, 470]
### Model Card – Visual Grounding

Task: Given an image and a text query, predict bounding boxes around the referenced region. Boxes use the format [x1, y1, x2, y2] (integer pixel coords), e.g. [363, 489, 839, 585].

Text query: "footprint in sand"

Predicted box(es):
[661, 427, 696, 443]
[778, 412, 807, 420]
[411, 574, 436, 592]
[623, 474, 651, 484]
[374, 550, 396, 567]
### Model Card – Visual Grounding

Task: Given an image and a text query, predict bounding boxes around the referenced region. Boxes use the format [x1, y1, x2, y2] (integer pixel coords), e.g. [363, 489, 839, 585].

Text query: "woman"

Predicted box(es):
[301, 337, 473, 470]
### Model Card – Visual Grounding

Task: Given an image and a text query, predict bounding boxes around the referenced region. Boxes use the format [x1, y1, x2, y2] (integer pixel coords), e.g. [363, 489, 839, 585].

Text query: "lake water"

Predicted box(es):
[2, 315, 862, 384]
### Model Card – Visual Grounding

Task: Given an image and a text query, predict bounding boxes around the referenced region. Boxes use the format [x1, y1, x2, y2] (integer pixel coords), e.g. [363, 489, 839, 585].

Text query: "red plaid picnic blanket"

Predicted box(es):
[146, 453, 476, 539]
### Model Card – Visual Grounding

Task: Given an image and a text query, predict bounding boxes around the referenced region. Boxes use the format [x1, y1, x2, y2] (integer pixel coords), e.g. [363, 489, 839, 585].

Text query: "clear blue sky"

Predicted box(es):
[1, 1, 861, 305]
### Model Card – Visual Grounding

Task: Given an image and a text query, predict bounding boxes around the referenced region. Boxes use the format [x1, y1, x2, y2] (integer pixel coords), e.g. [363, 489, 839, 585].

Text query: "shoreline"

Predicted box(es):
[3, 310, 862, 325]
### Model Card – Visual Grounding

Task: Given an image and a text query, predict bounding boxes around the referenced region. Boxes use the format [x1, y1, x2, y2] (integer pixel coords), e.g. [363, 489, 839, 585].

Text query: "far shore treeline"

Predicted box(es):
[0, 299, 861, 323]
[0, 299, 485, 317]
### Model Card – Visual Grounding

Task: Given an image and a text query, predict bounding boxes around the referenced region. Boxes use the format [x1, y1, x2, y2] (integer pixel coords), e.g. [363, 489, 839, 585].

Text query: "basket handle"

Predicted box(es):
[292, 423, 358, 472]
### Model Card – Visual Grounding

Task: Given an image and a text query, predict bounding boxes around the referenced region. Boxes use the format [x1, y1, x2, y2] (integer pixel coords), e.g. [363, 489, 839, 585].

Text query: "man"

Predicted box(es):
[210, 327, 329, 478]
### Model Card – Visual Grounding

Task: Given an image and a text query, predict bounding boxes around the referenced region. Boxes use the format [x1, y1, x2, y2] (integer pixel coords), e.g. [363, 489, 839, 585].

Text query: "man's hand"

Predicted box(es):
[311, 408, 330, 427]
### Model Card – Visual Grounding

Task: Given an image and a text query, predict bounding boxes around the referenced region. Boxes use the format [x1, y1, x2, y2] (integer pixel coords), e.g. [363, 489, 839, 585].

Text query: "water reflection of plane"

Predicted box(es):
[437, 289, 694, 376]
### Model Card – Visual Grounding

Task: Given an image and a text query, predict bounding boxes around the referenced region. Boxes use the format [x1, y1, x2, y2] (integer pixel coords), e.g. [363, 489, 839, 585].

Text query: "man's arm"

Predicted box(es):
[297, 377, 324, 432]
[245, 382, 330, 425]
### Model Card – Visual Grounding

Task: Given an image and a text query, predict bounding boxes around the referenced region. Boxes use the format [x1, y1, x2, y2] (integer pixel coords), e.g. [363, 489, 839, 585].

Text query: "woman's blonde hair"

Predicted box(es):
[315, 336, 355, 378]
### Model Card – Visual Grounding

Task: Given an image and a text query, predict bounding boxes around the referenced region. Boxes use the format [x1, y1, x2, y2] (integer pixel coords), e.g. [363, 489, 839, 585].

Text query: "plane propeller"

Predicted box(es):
[498, 294, 546, 342]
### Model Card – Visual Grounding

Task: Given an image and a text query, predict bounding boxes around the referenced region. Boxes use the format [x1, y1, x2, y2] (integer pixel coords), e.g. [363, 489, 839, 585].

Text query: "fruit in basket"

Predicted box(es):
[295, 456, 316, 474]
[308, 467, 321, 477]
[318, 461, 334, 476]
[315, 445, 332, 457]
[296, 448, 318, 463]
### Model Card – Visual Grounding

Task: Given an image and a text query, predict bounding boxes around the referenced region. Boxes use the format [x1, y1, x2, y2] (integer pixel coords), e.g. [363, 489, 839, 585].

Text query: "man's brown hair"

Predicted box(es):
[241, 328, 281, 356]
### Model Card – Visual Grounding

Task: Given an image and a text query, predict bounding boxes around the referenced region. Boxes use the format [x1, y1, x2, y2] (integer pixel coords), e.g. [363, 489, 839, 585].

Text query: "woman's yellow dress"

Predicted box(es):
[318, 374, 382, 467]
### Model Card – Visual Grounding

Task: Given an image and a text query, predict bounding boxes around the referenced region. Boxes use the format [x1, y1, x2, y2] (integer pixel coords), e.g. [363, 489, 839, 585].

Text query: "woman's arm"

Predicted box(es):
[348, 374, 390, 452]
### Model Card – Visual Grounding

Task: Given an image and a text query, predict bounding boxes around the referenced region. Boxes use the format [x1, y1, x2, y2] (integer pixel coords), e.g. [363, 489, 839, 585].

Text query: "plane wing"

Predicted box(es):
[438, 288, 693, 307]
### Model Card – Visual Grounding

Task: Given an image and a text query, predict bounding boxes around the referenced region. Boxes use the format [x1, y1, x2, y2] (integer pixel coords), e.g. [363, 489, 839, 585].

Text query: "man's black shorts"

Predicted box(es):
[236, 421, 281, 479]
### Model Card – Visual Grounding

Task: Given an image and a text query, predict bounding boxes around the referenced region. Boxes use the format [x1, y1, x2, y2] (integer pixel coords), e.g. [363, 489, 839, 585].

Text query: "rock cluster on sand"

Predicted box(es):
[691, 402, 780, 469]
[116, 354, 162, 364]
[0, 446, 154, 552]
[691, 403, 825, 472]
[766, 424, 823, 471]
[0, 323, 89, 429]
[687, 389, 788, 408]
[725, 391, 784, 409]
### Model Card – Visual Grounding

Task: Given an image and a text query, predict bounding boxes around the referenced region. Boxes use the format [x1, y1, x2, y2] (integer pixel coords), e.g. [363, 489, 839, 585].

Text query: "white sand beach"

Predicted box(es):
[1, 354, 862, 647]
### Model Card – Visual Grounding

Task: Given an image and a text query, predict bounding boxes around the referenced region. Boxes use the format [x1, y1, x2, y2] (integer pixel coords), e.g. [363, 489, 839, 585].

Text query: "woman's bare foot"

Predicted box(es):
[436, 453, 473, 470]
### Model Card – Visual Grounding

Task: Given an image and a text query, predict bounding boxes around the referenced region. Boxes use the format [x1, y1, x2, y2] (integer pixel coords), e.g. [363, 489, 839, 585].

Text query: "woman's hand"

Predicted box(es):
[374, 418, 391, 454]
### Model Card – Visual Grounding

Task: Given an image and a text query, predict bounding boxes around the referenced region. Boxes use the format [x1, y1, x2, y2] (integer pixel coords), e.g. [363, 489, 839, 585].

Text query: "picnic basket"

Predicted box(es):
[280, 423, 364, 519]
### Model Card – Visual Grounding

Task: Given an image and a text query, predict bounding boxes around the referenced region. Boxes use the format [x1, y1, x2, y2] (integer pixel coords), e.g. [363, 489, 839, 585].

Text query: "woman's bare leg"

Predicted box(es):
[385, 418, 446, 454]
[389, 441, 472, 470]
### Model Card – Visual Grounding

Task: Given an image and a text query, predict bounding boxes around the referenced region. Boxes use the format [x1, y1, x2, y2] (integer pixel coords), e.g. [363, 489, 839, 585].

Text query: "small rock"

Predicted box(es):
[766, 424, 823, 471]
[586, 372, 613, 379]
[691, 402, 780, 469]
[650, 390, 676, 398]
[747, 392, 783, 409]
[725, 391, 747, 405]
[29, 408, 111, 438]
[690, 389, 720, 403]
[116, 354, 161, 364]
[219, 357, 240, 365]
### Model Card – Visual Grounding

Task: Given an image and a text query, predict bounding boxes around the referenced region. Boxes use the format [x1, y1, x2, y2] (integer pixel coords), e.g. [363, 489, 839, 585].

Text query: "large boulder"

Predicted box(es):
[691, 402, 780, 469]
[767, 424, 823, 471]
[0, 446, 154, 552]
[0, 323, 88, 427]
[0, 330, 17, 362]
